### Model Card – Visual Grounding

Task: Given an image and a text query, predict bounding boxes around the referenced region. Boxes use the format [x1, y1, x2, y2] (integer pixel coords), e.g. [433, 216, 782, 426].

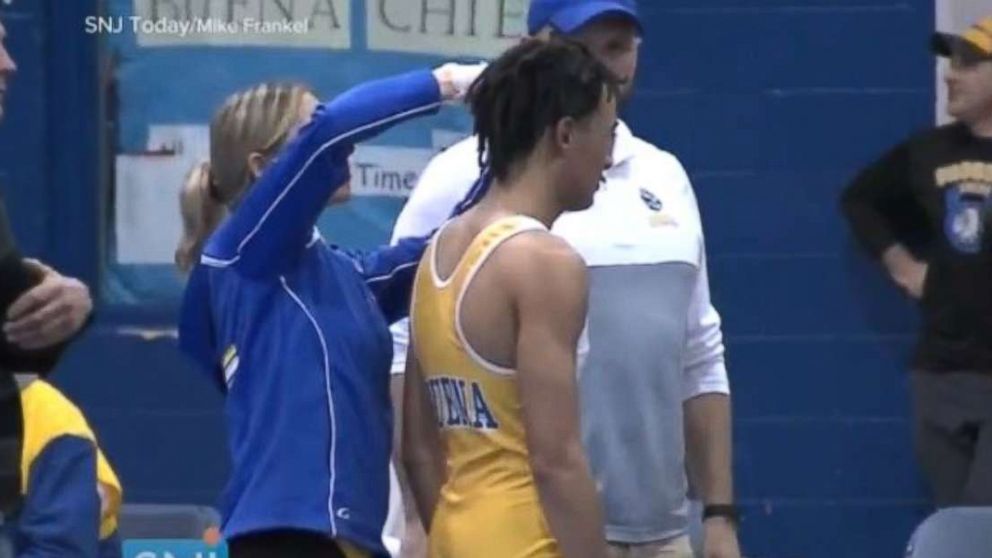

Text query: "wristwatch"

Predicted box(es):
[702, 504, 740, 526]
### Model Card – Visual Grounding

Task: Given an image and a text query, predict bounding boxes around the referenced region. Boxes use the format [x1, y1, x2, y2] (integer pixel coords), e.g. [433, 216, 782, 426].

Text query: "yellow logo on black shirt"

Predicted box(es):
[935, 161, 992, 189]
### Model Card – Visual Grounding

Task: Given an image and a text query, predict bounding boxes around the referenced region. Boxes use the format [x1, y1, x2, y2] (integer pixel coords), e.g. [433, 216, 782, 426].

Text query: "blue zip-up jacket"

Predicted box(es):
[178, 70, 463, 557]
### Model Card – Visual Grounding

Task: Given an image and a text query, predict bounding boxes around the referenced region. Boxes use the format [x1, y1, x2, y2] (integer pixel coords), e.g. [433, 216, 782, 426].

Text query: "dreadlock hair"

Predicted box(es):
[467, 38, 621, 182]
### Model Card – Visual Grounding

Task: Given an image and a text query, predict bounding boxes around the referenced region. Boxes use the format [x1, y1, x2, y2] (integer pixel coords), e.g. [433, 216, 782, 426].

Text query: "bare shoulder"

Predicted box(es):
[494, 232, 587, 299]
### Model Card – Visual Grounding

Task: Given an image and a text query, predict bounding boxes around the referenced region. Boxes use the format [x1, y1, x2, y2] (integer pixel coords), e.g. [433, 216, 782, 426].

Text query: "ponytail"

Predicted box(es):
[176, 161, 225, 273]
[175, 82, 312, 273]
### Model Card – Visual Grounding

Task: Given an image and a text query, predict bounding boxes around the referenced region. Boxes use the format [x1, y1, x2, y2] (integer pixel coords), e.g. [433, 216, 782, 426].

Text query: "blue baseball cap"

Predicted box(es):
[527, 0, 641, 35]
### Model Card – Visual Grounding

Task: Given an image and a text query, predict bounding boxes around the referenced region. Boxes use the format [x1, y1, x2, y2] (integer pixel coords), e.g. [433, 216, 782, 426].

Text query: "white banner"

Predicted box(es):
[115, 154, 189, 264]
[350, 145, 435, 198]
[115, 125, 206, 264]
[129, 0, 351, 48]
[367, 0, 525, 57]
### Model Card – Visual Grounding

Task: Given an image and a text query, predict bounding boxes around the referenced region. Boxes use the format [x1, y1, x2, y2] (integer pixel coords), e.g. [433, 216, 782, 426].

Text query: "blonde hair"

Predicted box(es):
[175, 82, 314, 273]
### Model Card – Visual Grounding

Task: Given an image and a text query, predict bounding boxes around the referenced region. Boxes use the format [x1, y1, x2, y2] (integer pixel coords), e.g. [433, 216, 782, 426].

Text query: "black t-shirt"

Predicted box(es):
[0, 197, 33, 515]
[0, 196, 31, 316]
[0, 196, 61, 372]
[841, 123, 992, 372]
[0, 194, 87, 515]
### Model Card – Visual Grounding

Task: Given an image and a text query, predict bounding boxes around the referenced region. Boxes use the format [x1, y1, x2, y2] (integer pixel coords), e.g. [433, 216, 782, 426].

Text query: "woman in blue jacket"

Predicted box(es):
[176, 64, 486, 558]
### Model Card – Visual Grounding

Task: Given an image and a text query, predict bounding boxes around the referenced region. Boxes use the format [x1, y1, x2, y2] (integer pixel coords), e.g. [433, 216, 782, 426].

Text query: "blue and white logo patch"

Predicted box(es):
[640, 188, 663, 212]
[944, 186, 992, 254]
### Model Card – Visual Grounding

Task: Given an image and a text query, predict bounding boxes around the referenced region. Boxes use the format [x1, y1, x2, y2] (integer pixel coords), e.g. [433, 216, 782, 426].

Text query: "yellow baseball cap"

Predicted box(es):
[932, 16, 992, 63]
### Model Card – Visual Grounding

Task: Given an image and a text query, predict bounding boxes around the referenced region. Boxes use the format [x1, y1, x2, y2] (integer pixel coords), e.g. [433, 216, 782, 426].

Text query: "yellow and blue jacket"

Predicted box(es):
[6, 380, 122, 558]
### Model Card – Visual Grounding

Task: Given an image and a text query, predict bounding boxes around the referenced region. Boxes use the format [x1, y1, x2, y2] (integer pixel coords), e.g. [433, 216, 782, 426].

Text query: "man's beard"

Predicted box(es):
[616, 81, 635, 108]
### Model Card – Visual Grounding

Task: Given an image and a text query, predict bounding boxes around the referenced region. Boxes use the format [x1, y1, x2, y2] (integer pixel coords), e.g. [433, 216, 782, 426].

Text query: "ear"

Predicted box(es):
[531, 26, 554, 42]
[247, 152, 266, 181]
[553, 116, 577, 152]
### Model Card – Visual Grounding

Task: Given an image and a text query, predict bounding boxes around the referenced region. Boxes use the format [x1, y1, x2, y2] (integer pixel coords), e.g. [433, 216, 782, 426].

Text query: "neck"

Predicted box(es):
[483, 163, 561, 228]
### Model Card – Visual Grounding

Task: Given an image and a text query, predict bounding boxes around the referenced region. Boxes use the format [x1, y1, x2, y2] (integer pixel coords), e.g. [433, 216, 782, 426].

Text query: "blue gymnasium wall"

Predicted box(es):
[630, 1, 935, 556]
[0, 1, 937, 557]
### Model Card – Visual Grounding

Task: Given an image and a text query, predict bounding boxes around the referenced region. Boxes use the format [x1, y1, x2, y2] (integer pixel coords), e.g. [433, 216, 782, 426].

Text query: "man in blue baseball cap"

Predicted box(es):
[527, 0, 640, 35]
[390, 2, 741, 557]
[526, 0, 642, 103]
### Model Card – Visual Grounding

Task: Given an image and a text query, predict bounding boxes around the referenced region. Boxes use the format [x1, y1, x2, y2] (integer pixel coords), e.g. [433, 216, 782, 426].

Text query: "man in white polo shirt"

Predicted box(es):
[389, 2, 741, 557]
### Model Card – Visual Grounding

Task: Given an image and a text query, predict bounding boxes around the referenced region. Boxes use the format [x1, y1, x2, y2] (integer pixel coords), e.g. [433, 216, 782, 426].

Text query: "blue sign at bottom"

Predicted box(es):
[123, 539, 228, 558]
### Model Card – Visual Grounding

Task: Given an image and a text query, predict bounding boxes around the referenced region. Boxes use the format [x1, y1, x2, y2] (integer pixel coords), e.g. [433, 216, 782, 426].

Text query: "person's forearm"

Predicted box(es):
[0, 254, 63, 373]
[881, 244, 919, 278]
[840, 194, 901, 258]
[0, 250, 35, 311]
[395, 461, 428, 557]
[402, 450, 444, 531]
[205, 70, 444, 279]
[0, 340, 64, 375]
[838, 144, 913, 258]
[684, 393, 734, 505]
[390, 376, 428, 555]
[2, 261, 93, 367]
[360, 237, 429, 324]
[533, 457, 608, 558]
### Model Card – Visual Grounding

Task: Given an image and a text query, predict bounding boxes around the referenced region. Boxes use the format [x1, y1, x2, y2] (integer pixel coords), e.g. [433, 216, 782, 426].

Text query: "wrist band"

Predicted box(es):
[702, 504, 740, 526]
